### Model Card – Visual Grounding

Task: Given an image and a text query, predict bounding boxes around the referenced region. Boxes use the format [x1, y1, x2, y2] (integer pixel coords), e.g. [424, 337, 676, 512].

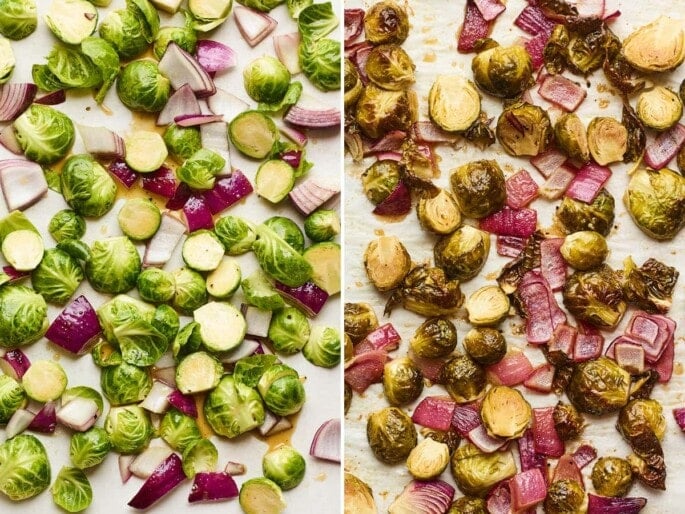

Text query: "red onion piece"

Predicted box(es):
[344, 350, 389, 393]
[289, 178, 340, 216]
[5, 408, 34, 439]
[388, 479, 455, 514]
[451, 403, 482, 438]
[523, 363, 555, 393]
[166, 182, 193, 210]
[530, 148, 567, 178]
[411, 396, 456, 431]
[195, 40, 237, 74]
[188, 472, 239, 503]
[644, 123, 685, 169]
[202, 171, 254, 215]
[373, 181, 411, 216]
[233, 5, 278, 47]
[225, 461, 246, 475]
[540, 238, 566, 291]
[274, 281, 329, 317]
[0, 83, 37, 121]
[552, 454, 584, 485]
[408, 350, 444, 383]
[242, 304, 272, 339]
[280, 149, 301, 169]
[77, 124, 125, 160]
[2, 266, 29, 282]
[57, 398, 99, 432]
[487, 350, 534, 386]
[548, 323, 577, 358]
[0, 348, 31, 380]
[28, 401, 57, 433]
[673, 407, 685, 431]
[45, 295, 102, 355]
[142, 166, 177, 199]
[285, 94, 341, 128]
[511, 468, 547, 510]
[119, 455, 134, 484]
[355, 323, 401, 355]
[156, 84, 201, 126]
[486, 480, 513, 514]
[614, 342, 645, 372]
[411, 121, 461, 144]
[573, 333, 604, 362]
[532, 407, 564, 458]
[350, 42, 372, 84]
[518, 429, 547, 473]
[218, 340, 261, 364]
[275, 119, 308, 146]
[651, 334, 674, 383]
[174, 114, 224, 127]
[458, 0, 491, 53]
[520, 271, 567, 340]
[574, 0, 606, 18]
[496, 235, 527, 257]
[479, 206, 537, 238]
[365, 130, 407, 155]
[108, 160, 138, 188]
[258, 410, 282, 436]
[0, 125, 21, 154]
[0, 158, 48, 211]
[207, 88, 249, 121]
[130, 447, 175, 479]
[158, 42, 216, 98]
[539, 163, 576, 199]
[468, 424, 508, 453]
[571, 444, 597, 469]
[473, 0, 505, 21]
[538, 74, 587, 112]
[35, 89, 66, 105]
[565, 162, 611, 203]
[167, 390, 198, 418]
[506, 169, 539, 209]
[626, 312, 674, 363]
[514, 4, 556, 35]
[344, 8, 365, 46]
[309, 418, 340, 463]
[183, 195, 214, 231]
[140, 381, 174, 414]
[144, 212, 186, 267]
[273, 32, 301, 75]
[524, 32, 548, 70]
[374, 151, 402, 162]
[128, 454, 187, 509]
[587, 494, 647, 514]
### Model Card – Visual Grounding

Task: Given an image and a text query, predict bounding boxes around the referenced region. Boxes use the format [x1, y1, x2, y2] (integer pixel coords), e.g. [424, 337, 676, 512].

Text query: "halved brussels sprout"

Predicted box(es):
[428, 75, 481, 132]
[163, 124, 201, 161]
[31, 248, 84, 305]
[449, 160, 505, 219]
[0, 0, 37, 41]
[14, 104, 75, 165]
[441, 355, 485, 403]
[48, 209, 86, 243]
[434, 225, 490, 282]
[205, 375, 265, 438]
[417, 189, 461, 235]
[344, 302, 378, 344]
[385, 265, 464, 317]
[298, 37, 340, 93]
[0, 374, 25, 423]
[344, 58, 362, 109]
[355, 84, 417, 139]
[587, 117, 628, 165]
[567, 357, 631, 415]
[472, 44, 533, 98]
[303, 325, 340, 368]
[214, 216, 256, 256]
[621, 256, 679, 314]
[480, 386, 531, 440]
[560, 231, 608, 270]
[268, 307, 310, 355]
[361, 160, 401, 205]
[99, 8, 149, 60]
[410, 317, 457, 359]
[100, 362, 151, 406]
[553, 401, 585, 441]
[85, 237, 141, 294]
[136, 268, 175, 304]
[450, 443, 516, 497]
[51, 466, 93, 512]
[365, 44, 415, 91]
[257, 364, 305, 416]
[563, 265, 626, 329]
[555, 113, 589, 162]
[406, 438, 450, 481]
[0, 434, 50, 501]
[447, 498, 487, 514]
[366, 406, 416, 464]
[153, 12, 197, 60]
[618, 398, 666, 443]
[591, 456, 634, 497]
[0, 285, 48, 348]
[363, 235, 411, 292]
[0, 36, 14, 84]
[544, 479, 585, 514]
[557, 188, 615, 236]
[363, 1, 409, 45]
[462, 328, 506, 366]
[636, 86, 683, 131]
[383, 357, 423, 406]
[69, 427, 111, 470]
[465, 285, 509, 326]
[60, 154, 117, 218]
[496, 102, 551, 157]
[622, 16, 685, 73]
[344, 473, 377, 514]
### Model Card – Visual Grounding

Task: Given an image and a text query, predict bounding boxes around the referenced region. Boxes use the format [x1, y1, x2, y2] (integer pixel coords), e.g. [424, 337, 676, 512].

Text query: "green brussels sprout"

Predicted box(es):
[153, 12, 197, 60]
[0, 36, 14, 84]
[304, 209, 340, 242]
[363, 1, 408, 44]
[264, 216, 305, 254]
[262, 445, 306, 490]
[366, 406, 416, 464]
[51, 466, 92, 513]
[410, 318, 458, 359]
[240, 270, 285, 311]
[557, 188, 616, 237]
[344, 302, 378, 344]
[622, 16, 685, 73]
[0, 0, 36, 40]
[238, 0, 284, 12]
[214, 216, 256, 255]
[365, 44, 415, 91]
[567, 357, 631, 415]
[303, 325, 340, 368]
[434, 225, 490, 281]
[188, 0, 233, 32]
[80, 36, 120, 104]
[441, 355, 486, 403]
[299, 37, 340, 92]
[163, 124, 202, 161]
[563, 265, 627, 329]
[171, 321, 202, 360]
[385, 265, 464, 317]
[361, 160, 401, 205]
[182, 438, 218, 479]
[177, 148, 226, 190]
[0, 434, 50, 500]
[86, 237, 141, 294]
[233, 354, 280, 388]
[100, 362, 152, 405]
[257, 364, 305, 416]
[60, 154, 117, 217]
[0, 374, 26, 423]
[382, 357, 423, 406]
[344, 473, 376, 514]
[243, 56, 291, 104]
[622, 256, 678, 314]
[96, 294, 155, 345]
[481, 385, 532, 440]
[116, 59, 170, 113]
[587, 116, 628, 166]
[239, 477, 286, 514]
[472, 44, 533, 98]
[560, 231, 608, 271]
[463, 327, 506, 366]
[450, 443, 516, 497]
[447, 497, 487, 514]
[99, 8, 148, 60]
[137, 268, 175, 303]
[543, 479, 585, 514]
[31, 248, 84, 305]
[0, 285, 48, 348]
[204, 375, 265, 438]
[14, 104, 75, 165]
[43, 45, 102, 90]
[171, 267, 207, 314]
[416, 189, 462, 235]
[48, 209, 86, 243]
[152, 304, 180, 343]
[160, 408, 202, 453]
[104, 405, 154, 454]
[591, 456, 634, 497]
[355, 83, 417, 139]
[69, 427, 111, 470]
[449, 160, 505, 219]
[91, 340, 122, 367]
[252, 223, 313, 288]
[624, 167, 685, 240]
[553, 401, 585, 441]
[344, 58, 362, 109]
[555, 113, 589, 162]
[496, 102, 551, 157]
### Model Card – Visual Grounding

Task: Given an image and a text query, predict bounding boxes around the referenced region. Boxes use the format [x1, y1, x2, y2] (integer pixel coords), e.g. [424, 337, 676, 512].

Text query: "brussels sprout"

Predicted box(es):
[100, 362, 152, 405]
[264, 216, 305, 253]
[560, 231, 608, 271]
[96, 294, 155, 345]
[428, 75, 481, 132]
[137, 268, 175, 303]
[553, 401, 585, 441]
[104, 405, 153, 454]
[116, 59, 170, 113]
[344, 302, 378, 344]
[31, 248, 84, 305]
[214, 216, 256, 255]
[239, 477, 286, 514]
[303, 325, 340, 368]
[171, 321, 202, 359]
[563, 265, 626, 329]
[48, 209, 86, 243]
[555, 113, 589, 162]
[567, 357, 631, 415]
[591, 456, 634, 497]
[363, 1, 408, 45]
[434, 225, 490, 281]
[238, 0, 284, 12]
[622, 256, 678, 314]
[636, 86, 682, 131]
[205, 375, 265, 438]
[410, 318, 458, 359]
[153, 13, 197, 60]
[472, 44, 533, 98]
[363, 235, 411, 292]
[177, 148, 225, 190]
[465, 285, 509, 326]
[382, 357, 423, 406]
[188, 0, 232, 31]
[257, 364, 305, 416]
[160, 408, 201, 453]
[543, 479, 585, 514]
[447, 497, 487, 514]
[361, 159, 402, 205]
[344, 58, 362, 109]
[80, 36, 120, 104]
[262, 445, 306, 491]
[366, 406, 417, 464]
[385, 265, 465, 317]
[99, 6, 150, 60]
[152, 303, 179, 346]
[43, 45, 102, 90]
[243, 56, 291, 104]
[441, 355, 486, 403]
[0, 285, 48, 348]
[496, 102, 551, 157]
[182, 438, 218, 479]
[365, 44, 415, 91]
[625, 167, 685, 240]
[62, 386, 104, 418]
[69, 427, 111, 470]
[355, 84, 417, 139]
[86, 237, 141, 294]
[481, 386, 531, 440]
[618, 398, 666, 444]
[252, 223, 313, 287]
[163, 124, 202, 161]
[233, 354, 279, 389]
[0, 434, 50, 500]
[449, 160, 506, 219]
[14, 104, 75, 165]
[304, 209, 339, 242]
[587, 116, 628, 165]
[91, 340, 122, 367]
[51, 466, 92, 512]
[344, 473, 378, 514]
[463, 328, 506, 366]
[172, 267, 207, 314]
[0, 36, 14, 84]
[450, 443, 516, 497]
[406, 438, 450, 481]
[0, 373, 25, 423]
[417, 189, 461, 235]
[622, 104, 647, 164]
[622, 16, 685, 73]
[60, 154, 117, 217]
[557, 188, 616, 237]
[268, 307, 310, 354]
[0, 0, 36, 40]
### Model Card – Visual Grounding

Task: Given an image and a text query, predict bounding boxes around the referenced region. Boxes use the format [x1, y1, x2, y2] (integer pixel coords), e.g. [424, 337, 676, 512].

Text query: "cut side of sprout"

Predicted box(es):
[205, 257, 242, 299]
[175, 351, 224, 394]
[124, 131, 168, 173]
[44, 0, 98, 45]
[23, 360, 68, 402]
[182, 230, 225, 272]
[1, 229, 43, 271]
[428, 75, 481, 132]
[194, 301, 247, 352]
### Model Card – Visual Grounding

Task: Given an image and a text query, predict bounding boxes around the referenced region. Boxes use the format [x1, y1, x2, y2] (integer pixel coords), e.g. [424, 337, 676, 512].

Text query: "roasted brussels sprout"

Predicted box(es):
[366, 406, 417, 464]
[363, 235, 412, 292]
[622, 16, 685, 73]
[361, 160, 401, 205]
[624, 167, 685, 240]
[567, 357, 631, 415]
[553, 402, 585, 441]
[563, 265, 626, 329]
[463, 328, 506, 366]
[472, 44, 533, 98]
[496, 102, 551, 157]
[636, 86, 682, 131]
[441, 355, 485, 403]
[410, 318, 457, 359]
[587, 117, 628, 165]
[447, 497, 487, 514]
[554, 113, 589, 162]
[344, 302, 378, 344]
[560, 231, 608, 271]
[557, 189, 616, 236]
[382, 357, 423, 406]
[544, 479, 586, 514]
[365, 44, 415, 91]
[355, 84, 417, 139]
[591, 456, 634, 497]
[417, 189, 461, 235]
[481, 386, 532, 440]
[450, 443, 517, 497]
[344, 473, 377, 514]
[434, 225, 490, 281]
[618, 399, 666, 443]
[363, 1, 409, 45]
[465, 285, 509, 326]
[385, 266, 465, 317]
[622, 104, 647, 163]
[344, 58, 362, 109]
[449, 160, 505, 219]
[344, 382, 352, 414]
[406, 438, 450, 480]
[428, 75, 481, 132]
[622, 256, 678, 313]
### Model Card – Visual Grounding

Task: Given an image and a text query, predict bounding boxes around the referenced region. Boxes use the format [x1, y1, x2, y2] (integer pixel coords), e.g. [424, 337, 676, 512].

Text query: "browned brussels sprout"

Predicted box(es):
[567, 357, 631, 415]
[618, 399, 666, 443]
[560, 231, 608, 271]
[363, 0, 409, 45]
[355, 84, 417, 139]
[604, 32, 647, 97]
[591, 456, 634, 498]
[365, 44, 415, 91]
[480, 386, 532, 440]
[344, 333, 354, 362]
[361, 159, 401, 205]
[406, 438, 450, 480]
[557, 188, 615, 236]
[423, 428, 461, 454]
[553, 401, 585, 441]
[344, 58, 363, 109]
[410, 318, 458, 359]
[434, 225, 490, 282]
[363, 236, 412, 292]
[441, 355, 486, 403]
[621, 256, 679, 314]
[463, 328, 506, 366]
[544, 479, 586, 514]
[344, 382, 352, 414]
[447, 497, 487, 514]
[416, 189, 461, 235]
[624, 167, 685, 240]
[496, 102, 552, 157]
[366, 406, 417, 464]
[382, 357, 423, 406]
[428, 75, 481, 132]
[545, 23, 607, 76]
[344, 302, 379, 344]
[636, 86, 683, 131]
[449, 160, 506, 218]
[465, 285, 510, 326]
[450, 443, 517, 497]
[627, 449, 665, 490]
[385, 265, 465, 317]
[679, 143, 685, 174]
[472, 44, 533, 98]
[554, 113, 589, 162]
[544, 24, 570, 75]
[622, 16, 685, 73]
[344, 472, 378, 514]
[464, 112, 496, 149]
[622, 104, 646, 163]
[562, 265, 626, 329]
[587, 117, 628, 165]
